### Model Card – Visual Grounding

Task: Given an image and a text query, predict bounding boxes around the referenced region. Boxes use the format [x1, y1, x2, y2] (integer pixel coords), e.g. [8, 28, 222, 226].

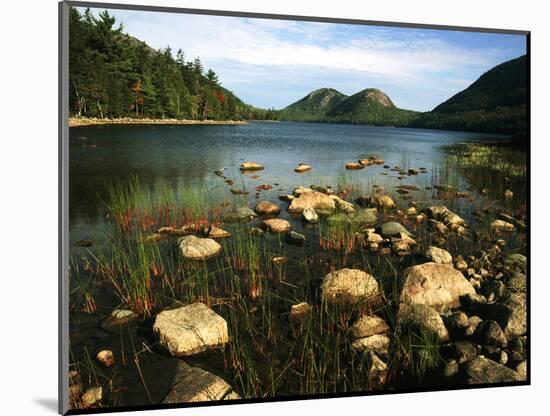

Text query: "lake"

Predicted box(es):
[69, 121, 519, 242]
[68, 121, 528, 408]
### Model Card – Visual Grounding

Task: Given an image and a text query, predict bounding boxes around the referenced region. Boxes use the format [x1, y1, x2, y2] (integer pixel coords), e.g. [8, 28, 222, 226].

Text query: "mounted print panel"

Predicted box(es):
[59, 1, 529, 414]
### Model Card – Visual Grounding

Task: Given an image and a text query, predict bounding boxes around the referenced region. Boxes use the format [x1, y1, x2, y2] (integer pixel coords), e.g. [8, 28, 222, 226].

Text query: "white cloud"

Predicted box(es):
[81, 8, 525, 110]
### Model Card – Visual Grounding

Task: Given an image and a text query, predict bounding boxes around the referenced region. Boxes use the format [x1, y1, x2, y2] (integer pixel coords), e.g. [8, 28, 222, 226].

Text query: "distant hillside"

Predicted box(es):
[409, 55, 527, 134]
[278, 88, 347, 121]
[69, 7, 276, 120]
[279, 87, 417, 126]
[324, 88, 418, 126]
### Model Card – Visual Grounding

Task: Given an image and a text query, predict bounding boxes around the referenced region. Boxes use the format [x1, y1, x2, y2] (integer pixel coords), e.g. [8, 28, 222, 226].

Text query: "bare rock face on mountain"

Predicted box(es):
[153, 303, 229, 356]
[400, 262, 476, 310]
[278, 88, 348, 121]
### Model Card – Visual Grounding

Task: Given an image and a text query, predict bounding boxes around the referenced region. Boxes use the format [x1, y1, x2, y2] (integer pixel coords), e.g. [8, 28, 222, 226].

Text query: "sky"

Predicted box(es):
[81, 7, 527, 112]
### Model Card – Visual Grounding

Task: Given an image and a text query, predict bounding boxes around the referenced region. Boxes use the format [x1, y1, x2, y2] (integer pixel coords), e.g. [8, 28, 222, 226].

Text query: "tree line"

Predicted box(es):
[69, 7, 278, 120]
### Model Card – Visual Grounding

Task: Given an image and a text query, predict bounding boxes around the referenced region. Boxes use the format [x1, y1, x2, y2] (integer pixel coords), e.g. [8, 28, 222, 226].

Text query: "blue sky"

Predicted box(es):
[81, 7, 526, 111]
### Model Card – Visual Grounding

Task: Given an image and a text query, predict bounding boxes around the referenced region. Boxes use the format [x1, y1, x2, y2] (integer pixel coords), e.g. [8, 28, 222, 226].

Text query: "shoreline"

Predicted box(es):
[69, 117, 248, 127]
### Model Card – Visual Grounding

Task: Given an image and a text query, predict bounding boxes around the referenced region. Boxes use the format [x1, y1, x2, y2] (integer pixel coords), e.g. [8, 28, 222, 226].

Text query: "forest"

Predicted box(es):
[69, 7, 278, 120]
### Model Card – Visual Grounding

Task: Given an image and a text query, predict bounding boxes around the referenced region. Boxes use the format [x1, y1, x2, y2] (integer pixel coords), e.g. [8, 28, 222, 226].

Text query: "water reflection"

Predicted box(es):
[69, 122, 516, 238]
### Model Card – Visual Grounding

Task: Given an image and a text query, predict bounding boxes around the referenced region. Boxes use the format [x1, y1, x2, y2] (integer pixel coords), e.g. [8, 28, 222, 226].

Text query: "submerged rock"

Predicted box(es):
[140, 233, 167, 244]
[153, 303, 229, 356]
[178, 235, 222, 260]
[222, 206, 257, 222]
[464, 356, 522, 384]
[101, 309, 138, 330]
[248, 227, 264, 237]
[321, 268, 379, 305]
[286, 231, 306, 244]
[400, 262, 476, 310]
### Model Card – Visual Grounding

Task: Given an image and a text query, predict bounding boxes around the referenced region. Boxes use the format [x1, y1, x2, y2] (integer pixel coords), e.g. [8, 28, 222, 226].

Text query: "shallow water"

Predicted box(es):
[68, 121, 527, 408]
[70, 121, 517, 241]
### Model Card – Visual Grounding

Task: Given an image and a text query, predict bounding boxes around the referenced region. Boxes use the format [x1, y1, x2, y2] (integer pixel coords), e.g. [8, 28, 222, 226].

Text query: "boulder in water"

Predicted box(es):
[153, 303, 229, 356]
[178, 235, 222, 260]
[321, 268, 379, 305]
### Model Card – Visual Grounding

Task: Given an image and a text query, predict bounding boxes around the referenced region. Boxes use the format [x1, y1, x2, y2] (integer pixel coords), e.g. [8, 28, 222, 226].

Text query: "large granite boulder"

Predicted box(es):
[321, 268, 379, 305]
[153, 303, 229, 356]
[400, 262, 476, 310]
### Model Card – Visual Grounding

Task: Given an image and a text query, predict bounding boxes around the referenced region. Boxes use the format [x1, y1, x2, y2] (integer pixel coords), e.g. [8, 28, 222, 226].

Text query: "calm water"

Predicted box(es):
[69, 121, 513, 243]
[68, 121, 528, 406]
